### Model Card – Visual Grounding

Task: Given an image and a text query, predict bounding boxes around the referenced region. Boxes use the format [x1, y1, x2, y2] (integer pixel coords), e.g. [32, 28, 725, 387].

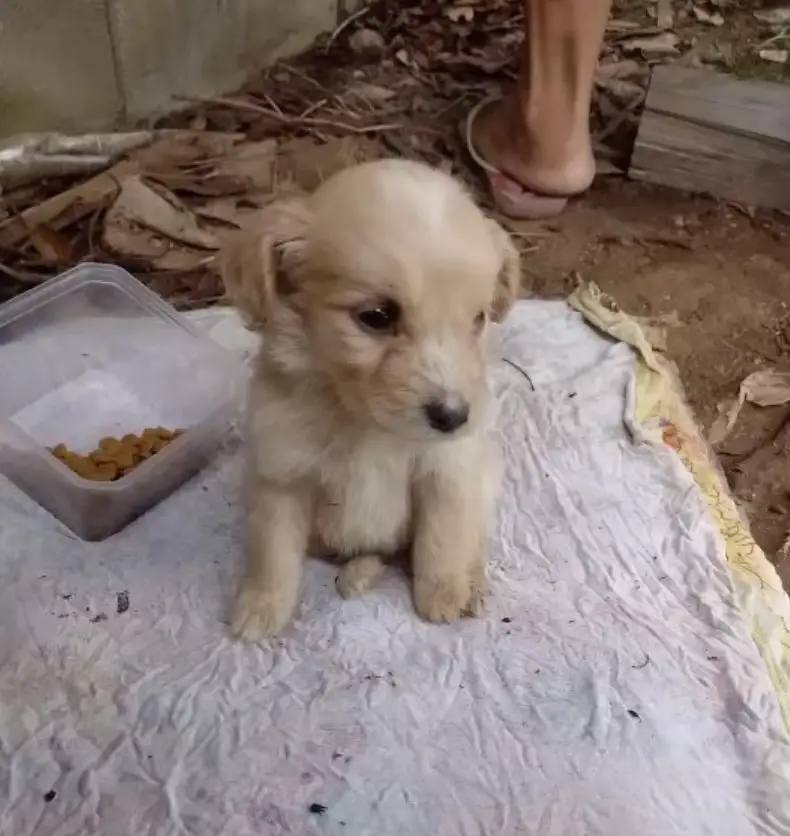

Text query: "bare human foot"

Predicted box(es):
[466, 0, 612, 220]
[468, 95, 596, 219]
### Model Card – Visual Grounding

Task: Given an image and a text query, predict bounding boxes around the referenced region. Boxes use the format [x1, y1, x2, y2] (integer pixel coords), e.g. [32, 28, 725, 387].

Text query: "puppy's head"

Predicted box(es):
[221, 159, 520, 441]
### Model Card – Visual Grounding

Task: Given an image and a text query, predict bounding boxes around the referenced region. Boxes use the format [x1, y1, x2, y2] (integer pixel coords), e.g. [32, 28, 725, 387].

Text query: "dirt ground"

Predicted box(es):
[510, 179, 790, 582]
[3, 0, 790, 580]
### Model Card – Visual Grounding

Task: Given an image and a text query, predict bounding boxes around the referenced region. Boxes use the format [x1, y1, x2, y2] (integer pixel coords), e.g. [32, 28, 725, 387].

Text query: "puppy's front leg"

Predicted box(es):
[411, 458, 490, 623]
[232, 479, 311, 641]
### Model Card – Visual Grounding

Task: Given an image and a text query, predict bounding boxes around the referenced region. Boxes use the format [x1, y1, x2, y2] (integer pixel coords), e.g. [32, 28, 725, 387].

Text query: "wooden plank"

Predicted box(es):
[629, 65, 790, 211]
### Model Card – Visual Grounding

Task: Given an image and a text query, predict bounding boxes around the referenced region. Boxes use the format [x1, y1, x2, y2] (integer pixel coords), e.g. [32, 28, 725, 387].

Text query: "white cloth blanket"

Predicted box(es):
[1, 301, 789, 836]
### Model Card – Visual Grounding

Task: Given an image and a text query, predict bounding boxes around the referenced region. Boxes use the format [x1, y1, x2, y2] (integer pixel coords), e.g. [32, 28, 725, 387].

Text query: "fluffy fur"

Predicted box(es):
[221, 158, 520, 640]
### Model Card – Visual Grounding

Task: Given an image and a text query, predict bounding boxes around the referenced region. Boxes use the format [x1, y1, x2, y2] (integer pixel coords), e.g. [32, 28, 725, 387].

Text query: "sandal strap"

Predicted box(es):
[464, 96, 504, 175]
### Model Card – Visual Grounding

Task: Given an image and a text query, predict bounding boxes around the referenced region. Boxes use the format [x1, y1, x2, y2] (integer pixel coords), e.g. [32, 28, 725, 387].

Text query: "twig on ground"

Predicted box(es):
[299, 98, 329, 120]
[261, 93, 284, 117]
[275, 63, 327, 92]
[637, 234, 694, 251]
[177, 95, 402, 135]
[86, 196, 111, 257]
[755, 28, 790, 51]
[176, 293, 227, 310]
[435, 93, 472, 119]
[0, 260, 45, 285]
[501, 357, 536, 391]
[325, 4, 371, 52]
[594, 90, 646, 144]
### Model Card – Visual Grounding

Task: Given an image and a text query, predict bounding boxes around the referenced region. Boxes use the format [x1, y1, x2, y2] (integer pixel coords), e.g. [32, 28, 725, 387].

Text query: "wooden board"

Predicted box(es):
[629, 65, 790, 211]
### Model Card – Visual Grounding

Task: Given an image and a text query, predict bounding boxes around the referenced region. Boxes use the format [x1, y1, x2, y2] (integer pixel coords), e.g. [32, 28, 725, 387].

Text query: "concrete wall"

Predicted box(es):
[0, 0, 342, 137]
[0, 0, 122, 135]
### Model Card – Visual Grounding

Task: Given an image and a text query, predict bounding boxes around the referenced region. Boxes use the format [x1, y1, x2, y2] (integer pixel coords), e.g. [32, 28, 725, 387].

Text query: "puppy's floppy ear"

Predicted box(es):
[488, 220, 521, 323]
[219, 198, 311, 331]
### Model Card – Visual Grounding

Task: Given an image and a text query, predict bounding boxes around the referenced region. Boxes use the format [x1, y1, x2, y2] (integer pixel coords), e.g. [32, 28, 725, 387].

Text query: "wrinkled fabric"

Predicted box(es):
[0, 302, 788, 836]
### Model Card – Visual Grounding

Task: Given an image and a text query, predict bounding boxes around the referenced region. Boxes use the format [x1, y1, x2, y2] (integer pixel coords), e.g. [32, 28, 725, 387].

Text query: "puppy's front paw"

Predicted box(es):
[413, 571, 484, 623]
[465, 561, 487, 618]
[232, 587, 295, 641]
[336, 554, 386, 599]
[463, 583, 485, 618]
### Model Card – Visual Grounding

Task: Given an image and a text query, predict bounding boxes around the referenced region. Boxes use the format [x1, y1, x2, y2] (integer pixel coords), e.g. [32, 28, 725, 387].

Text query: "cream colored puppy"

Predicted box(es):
[221, 158, 519, 641]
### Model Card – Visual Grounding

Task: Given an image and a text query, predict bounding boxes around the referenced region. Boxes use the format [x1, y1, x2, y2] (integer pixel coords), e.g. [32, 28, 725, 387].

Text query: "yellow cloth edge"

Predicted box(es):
[568, 283, 790, 731]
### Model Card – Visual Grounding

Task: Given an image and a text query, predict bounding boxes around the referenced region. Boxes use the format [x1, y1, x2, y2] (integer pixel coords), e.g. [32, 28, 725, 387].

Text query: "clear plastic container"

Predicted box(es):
[0, 263, 245, 540]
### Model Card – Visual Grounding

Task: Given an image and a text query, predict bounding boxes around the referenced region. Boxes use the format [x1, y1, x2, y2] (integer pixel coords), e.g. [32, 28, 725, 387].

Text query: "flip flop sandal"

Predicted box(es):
[463, 97, 571, 221]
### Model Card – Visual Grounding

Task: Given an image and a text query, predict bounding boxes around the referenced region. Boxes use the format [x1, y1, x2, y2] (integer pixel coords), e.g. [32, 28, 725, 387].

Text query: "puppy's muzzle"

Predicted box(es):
[423, 396, 470, 434]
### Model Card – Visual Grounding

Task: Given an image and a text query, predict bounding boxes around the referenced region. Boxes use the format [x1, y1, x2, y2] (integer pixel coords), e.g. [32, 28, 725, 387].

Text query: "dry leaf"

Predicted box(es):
[606, 19, 642, 32]
[754, 8, 790, 25]
[188, 113, 208, 132]
[106, 232, 210, 271]
[600, 79, 644, 104]
[622, 32, 679, 55]
[595, 59, 643, 84]
[596, 91, 619, 122]
[143, 172, 240, 198]
[345, 83, 397, 103]
[445, 5, 474, 23]
[693, 7, 725, 26]
[103, 209, 211, 271]
[276, 136, 374, 191]
[759, 49, 789, 64]
[129, 131, 244, 173]
[656, 0, 674, 30]
[0, 159, 140, 248]
[743, 370, 790, 407]
[209, 140, 278, 188]
[29, 224, 74, 264]
[697, 40, 735, 68]
[150, 139, 277, 198]
[194, 198, 264, 229]
[349, 28, 386, 53]
[395, 49, 414, 68]
[103, 182, 221, 271]
[708, 369, 790, 446]
[106, 176, 218, 250]
[439, 53, 512, 74]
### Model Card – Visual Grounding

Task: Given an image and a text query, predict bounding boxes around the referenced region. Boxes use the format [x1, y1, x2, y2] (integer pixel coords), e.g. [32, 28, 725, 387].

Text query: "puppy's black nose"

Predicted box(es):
[423, 399, 470, 434]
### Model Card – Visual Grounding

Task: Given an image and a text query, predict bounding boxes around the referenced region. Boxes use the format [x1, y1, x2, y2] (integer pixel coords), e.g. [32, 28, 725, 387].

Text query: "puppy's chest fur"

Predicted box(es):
[248, 393, 414, 556]
[313, 444, 413, 556]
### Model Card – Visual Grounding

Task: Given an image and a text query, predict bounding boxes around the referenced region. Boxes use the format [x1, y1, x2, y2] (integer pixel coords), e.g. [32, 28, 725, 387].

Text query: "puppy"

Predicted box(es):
[221, 158, 520, 641]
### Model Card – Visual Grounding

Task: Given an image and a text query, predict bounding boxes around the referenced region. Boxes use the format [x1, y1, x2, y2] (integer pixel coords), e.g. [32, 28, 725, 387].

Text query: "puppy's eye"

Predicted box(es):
[474, 311, 486, 329]
[355, 301, 401, 333]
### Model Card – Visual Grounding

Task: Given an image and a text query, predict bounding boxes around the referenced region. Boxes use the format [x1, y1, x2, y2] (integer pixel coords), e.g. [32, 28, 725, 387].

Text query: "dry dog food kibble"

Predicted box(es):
[49, 427, 184, 482]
